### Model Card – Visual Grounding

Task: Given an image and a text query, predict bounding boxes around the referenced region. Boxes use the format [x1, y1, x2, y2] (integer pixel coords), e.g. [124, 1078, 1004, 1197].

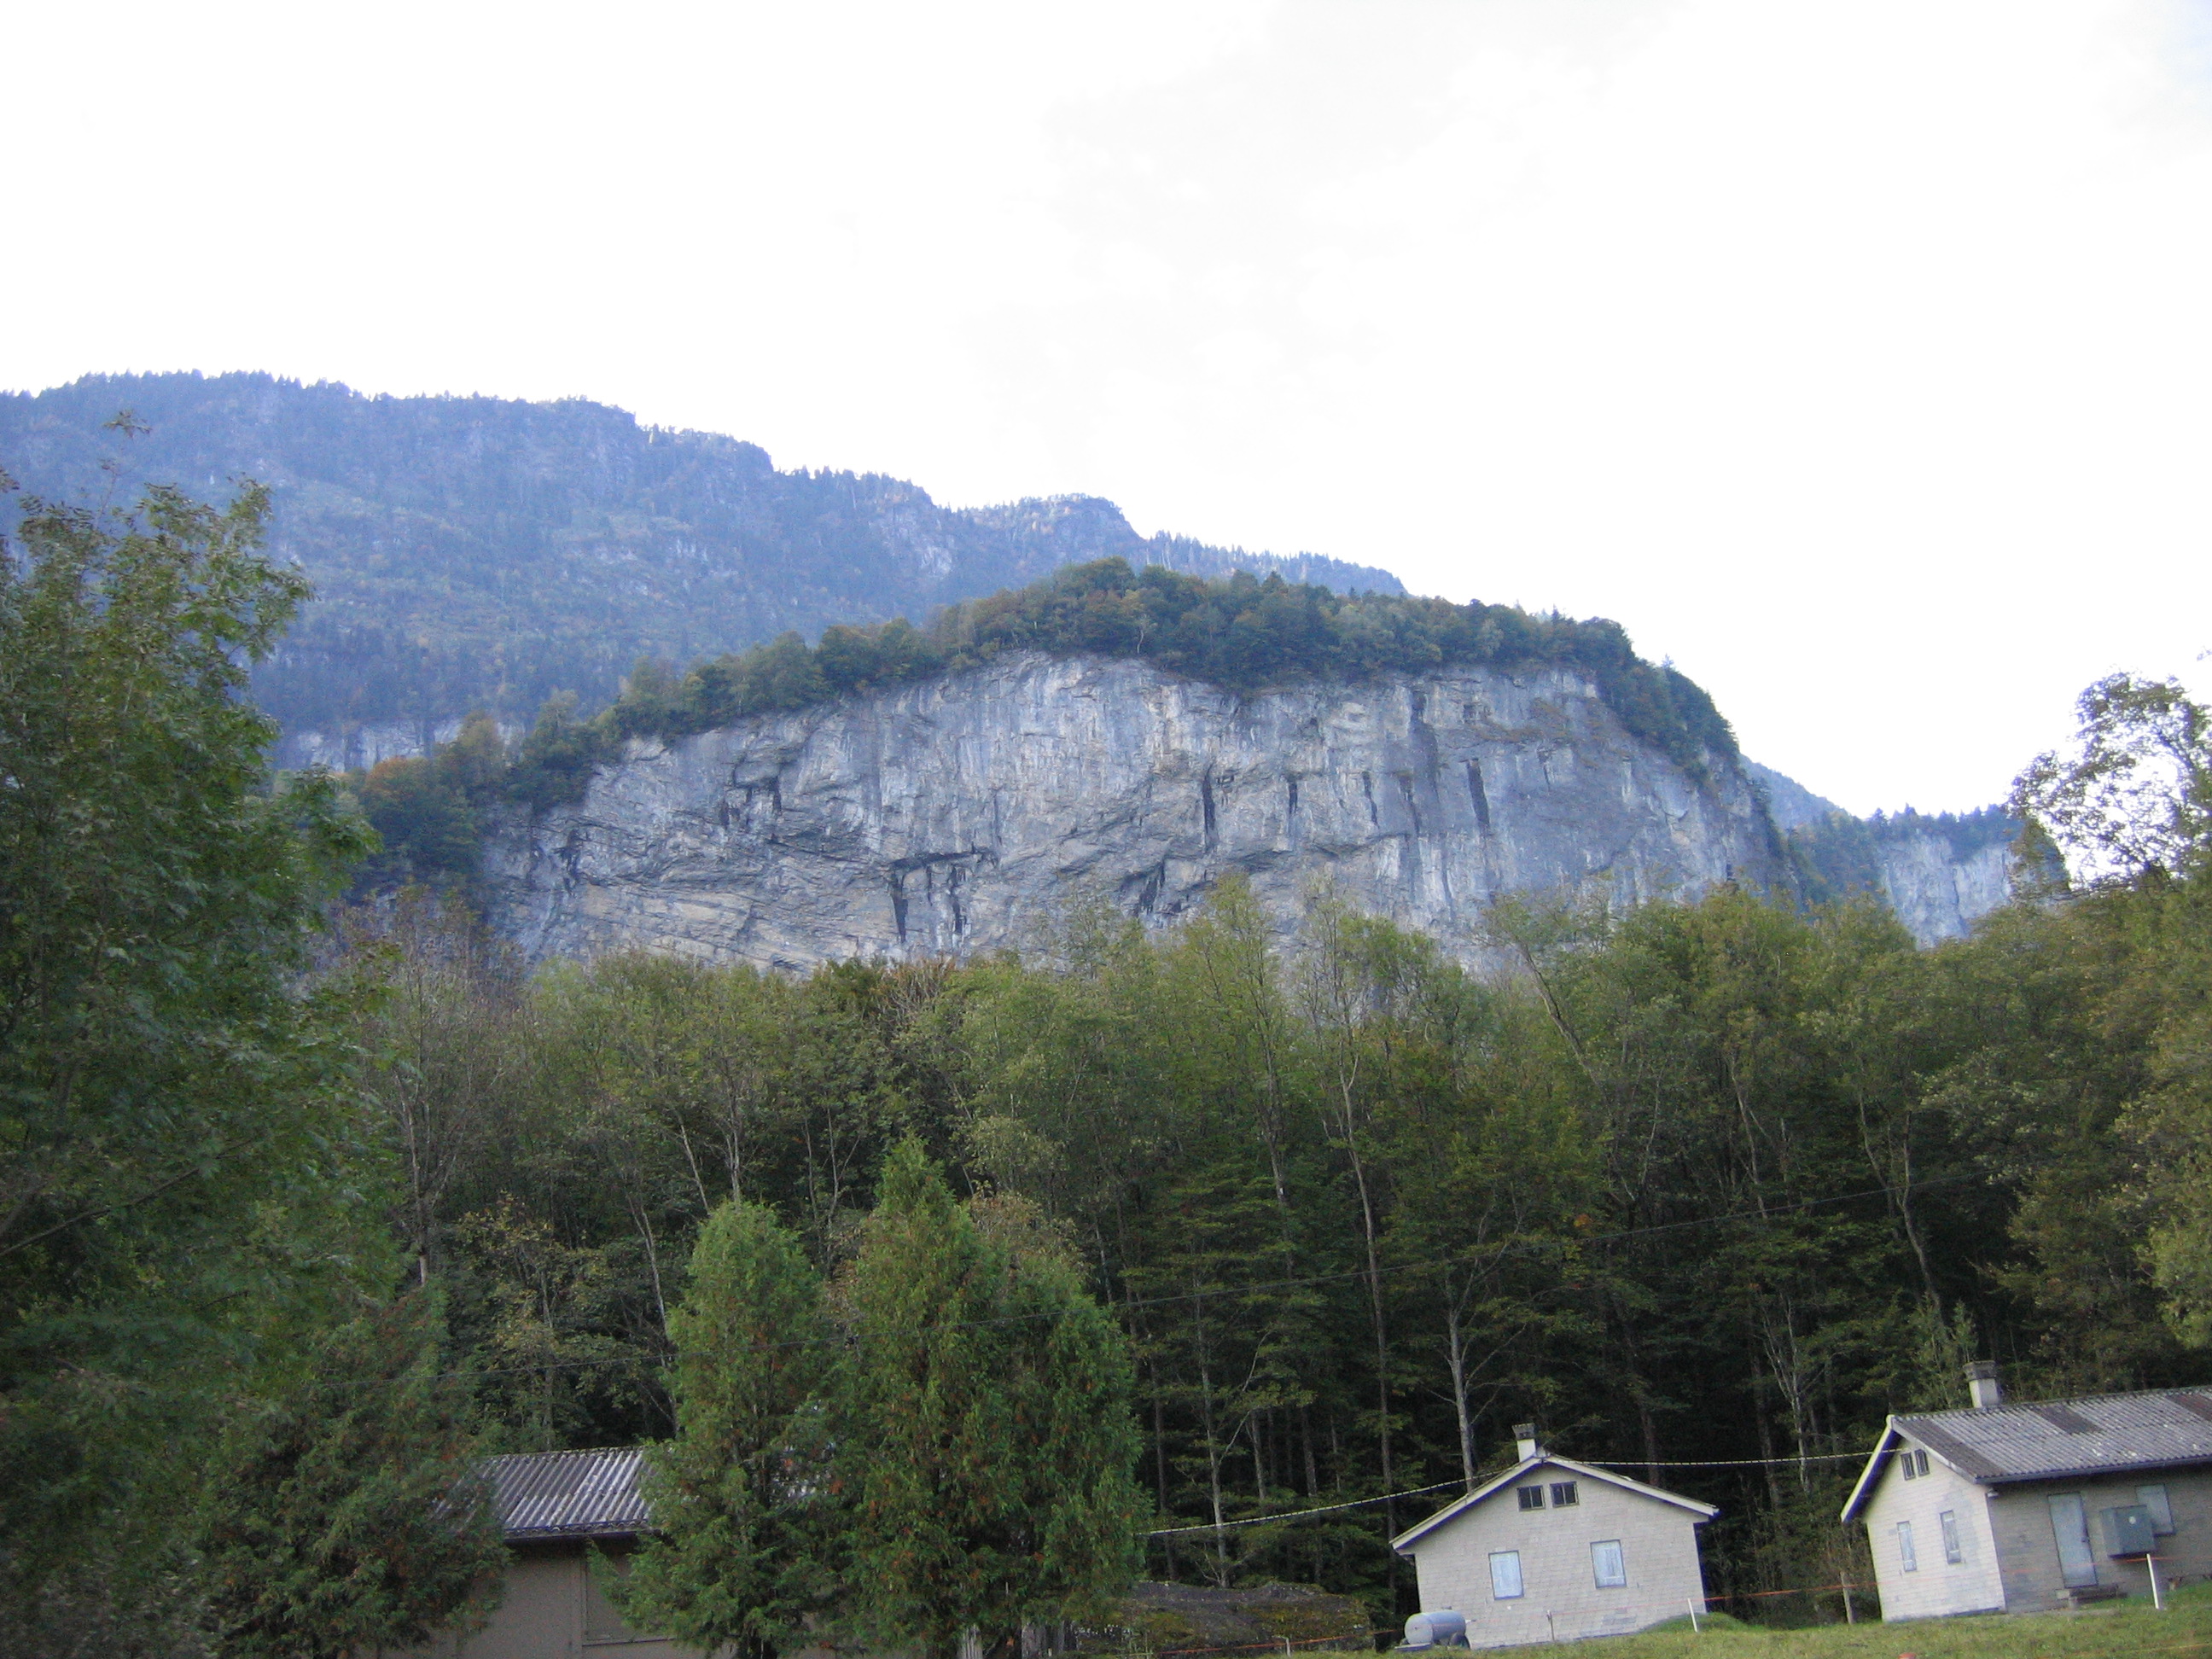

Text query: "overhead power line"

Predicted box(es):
[1144, 1450, 1881, 1537]
[1145, 1481, 1463, 1537]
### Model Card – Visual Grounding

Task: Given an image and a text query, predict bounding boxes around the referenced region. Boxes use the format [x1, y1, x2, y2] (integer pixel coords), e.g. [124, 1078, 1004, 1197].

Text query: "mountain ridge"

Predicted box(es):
[0, 372, 1402, 741]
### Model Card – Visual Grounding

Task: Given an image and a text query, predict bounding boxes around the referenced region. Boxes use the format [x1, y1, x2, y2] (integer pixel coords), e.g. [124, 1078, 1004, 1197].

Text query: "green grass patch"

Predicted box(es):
[1590, 1583, 2212, 1659]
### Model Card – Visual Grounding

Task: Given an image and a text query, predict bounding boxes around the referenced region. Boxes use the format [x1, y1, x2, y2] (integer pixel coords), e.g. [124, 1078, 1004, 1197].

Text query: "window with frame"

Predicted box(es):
[1940, 1511, 1962, 1565]
[1550, 1481, 1579, 1507]
[1516, 1486, 1545, 1511]
[1489, 1551, 1524, 1600]
[1898, 1447, 1930, 1480]
[2140, 1485, 2175, 1535]
[1897, 1521, 1918, 1573]
[1591, 1540, 1627, 1589]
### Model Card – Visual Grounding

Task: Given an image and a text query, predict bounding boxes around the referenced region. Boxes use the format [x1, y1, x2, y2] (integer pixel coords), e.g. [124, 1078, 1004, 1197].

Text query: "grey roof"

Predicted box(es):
[1842, 1388, 2212, 1522]
[1391, 1453, 1718, 1551]
[482, 1447, 649, 1540]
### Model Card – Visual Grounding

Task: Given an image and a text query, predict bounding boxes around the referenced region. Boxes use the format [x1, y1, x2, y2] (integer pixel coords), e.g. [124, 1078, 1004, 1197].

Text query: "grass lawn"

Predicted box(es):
[1581, 1580, 2212, 1658]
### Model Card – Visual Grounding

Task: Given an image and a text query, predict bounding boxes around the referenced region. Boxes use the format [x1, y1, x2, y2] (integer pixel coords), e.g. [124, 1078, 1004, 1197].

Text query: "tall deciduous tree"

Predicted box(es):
[0, 470, 379, 1619]
[616, 1200, 839, 1659]
[837, 1141, 1141, 1659]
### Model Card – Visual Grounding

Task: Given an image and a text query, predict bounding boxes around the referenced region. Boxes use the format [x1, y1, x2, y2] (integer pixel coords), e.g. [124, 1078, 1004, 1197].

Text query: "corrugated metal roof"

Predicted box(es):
[1842, 1387, 2212, 1522]
[482, 1447, 651, 1540]
[1901, 1388, 2212, 1485]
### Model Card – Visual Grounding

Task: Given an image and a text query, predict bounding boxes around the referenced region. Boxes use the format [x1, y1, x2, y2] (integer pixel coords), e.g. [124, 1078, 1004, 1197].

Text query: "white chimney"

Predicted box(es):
[1965, 1361, 2003, 1410]
[1513, 1422, 1542, 1460]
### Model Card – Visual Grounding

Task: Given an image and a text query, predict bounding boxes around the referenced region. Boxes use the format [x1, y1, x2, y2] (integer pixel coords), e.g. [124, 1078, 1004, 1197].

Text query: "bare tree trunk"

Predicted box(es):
[1444, 1291, 1478, 1490]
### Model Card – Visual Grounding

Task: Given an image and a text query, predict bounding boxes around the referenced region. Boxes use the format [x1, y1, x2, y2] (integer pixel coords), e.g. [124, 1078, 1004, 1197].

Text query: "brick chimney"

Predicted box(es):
[1965, 1360, 2003, 1410]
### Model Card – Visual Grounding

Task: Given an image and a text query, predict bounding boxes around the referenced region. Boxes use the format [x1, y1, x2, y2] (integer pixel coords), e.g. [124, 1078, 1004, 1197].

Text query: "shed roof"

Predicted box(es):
[1841, 1387, 2212, 1522]
[1390, 1454, 1719, 1552]
[482, 1447, 650, 1540]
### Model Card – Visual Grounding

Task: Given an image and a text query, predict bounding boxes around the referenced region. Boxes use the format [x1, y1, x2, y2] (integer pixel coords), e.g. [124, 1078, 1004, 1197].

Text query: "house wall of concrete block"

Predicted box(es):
[1858, 1443, 2005, 1619]
[1983, 1468, 2212, 1614]
[1401, 1467, 1708, 1648]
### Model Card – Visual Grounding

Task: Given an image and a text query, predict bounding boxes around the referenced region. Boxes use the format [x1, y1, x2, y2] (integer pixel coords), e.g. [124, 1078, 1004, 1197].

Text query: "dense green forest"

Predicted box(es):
[8, 472, 2211, 1656]
[339, 824, 2209, 1621]
[0, 375, 1398, 742]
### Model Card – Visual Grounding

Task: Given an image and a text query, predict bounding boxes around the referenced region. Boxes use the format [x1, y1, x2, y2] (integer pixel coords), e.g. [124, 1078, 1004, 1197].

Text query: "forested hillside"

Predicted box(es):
[0, 374, 1399, 741]
[349, 798, 2210, 1627]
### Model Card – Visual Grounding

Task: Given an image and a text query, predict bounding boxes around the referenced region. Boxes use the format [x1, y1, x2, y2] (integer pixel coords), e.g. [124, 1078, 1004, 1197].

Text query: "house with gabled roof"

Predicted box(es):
[1391, 1425, 1718, 1648]
[382, 1447, 698, 1658]
[1842, 1362, 2212, 1621]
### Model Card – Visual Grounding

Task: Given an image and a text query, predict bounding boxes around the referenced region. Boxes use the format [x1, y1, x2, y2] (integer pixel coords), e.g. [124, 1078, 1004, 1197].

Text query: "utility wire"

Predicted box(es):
[1580, 1452, 1869, 1468]
[1143, 1449, 1880, 1537]
[1144, 1481, 1463, 1536]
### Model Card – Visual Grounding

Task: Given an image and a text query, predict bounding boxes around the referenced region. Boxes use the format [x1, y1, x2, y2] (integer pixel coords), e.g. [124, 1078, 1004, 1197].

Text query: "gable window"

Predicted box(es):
[1940, 1511, 1962, 1565]
[1898, 1447, 1930, 1479]
[1551, 1481, 1579, 1507]
[1897, 1521, 1918, 1573]
[1489, 1551, 1524, 1600]
[1516, 1486, 1545, 1511]
[2140, 1485, 2175, 1535]
[1591, 1540, 1627, 1588]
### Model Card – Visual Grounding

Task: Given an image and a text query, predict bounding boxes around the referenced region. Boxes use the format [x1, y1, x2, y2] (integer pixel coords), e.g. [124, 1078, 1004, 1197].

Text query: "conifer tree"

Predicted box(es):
[615, 1200, 839, 1659]
[836, 1141, 1141, 1659]
[199, 1293, 505, 1659]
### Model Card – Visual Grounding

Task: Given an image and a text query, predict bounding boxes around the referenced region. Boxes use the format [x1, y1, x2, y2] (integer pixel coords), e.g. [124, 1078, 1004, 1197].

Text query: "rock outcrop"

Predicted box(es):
[1865, 820, 2020, 942]
[483, 652, 1790, 972]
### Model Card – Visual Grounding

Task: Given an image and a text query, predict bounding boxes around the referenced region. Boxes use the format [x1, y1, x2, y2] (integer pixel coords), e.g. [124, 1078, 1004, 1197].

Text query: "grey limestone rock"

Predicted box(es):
[482, 652, 1791, 971]
[1868, 828, 2017, 943]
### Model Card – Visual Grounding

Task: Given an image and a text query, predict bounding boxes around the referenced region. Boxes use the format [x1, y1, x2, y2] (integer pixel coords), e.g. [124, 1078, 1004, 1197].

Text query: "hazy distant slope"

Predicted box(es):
[0, 373, 1400, 736]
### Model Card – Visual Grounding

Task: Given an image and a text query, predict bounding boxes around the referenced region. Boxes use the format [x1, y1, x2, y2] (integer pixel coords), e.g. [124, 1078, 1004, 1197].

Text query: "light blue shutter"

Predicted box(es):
[1897, 1521, 1918, 1573]
[1489, 1551, 1523, 1599]
[2140, 1484, 2174, 1534]
[1591, 1540, 1626, 1588]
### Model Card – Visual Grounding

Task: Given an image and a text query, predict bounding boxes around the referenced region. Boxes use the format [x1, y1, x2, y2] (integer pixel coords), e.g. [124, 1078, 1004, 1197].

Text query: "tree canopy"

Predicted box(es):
[0, 470, 383, 1633]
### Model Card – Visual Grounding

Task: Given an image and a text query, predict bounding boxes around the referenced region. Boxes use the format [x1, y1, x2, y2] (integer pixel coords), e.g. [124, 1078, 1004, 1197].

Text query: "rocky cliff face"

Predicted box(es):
[1867, 825, 2018, 942]
[483, 653, 1790, 972]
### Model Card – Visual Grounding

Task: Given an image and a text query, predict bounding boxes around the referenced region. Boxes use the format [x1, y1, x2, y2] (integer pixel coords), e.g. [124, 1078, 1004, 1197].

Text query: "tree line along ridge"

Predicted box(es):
[370, 556, 1739, 847]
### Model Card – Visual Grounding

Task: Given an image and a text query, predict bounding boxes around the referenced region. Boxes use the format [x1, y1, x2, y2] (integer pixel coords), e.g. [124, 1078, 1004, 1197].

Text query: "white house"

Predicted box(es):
[1842, 1363, 2212, 1622]
[1391, 1426, 1719, 1648]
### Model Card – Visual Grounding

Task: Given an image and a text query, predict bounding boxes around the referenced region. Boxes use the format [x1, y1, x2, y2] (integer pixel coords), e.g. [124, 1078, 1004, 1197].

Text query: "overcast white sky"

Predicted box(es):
[10, 0, 2211, 813]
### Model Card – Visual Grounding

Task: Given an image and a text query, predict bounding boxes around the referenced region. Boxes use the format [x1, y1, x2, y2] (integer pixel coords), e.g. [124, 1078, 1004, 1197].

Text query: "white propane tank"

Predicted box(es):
[1401, 1610, 1467, 1650]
